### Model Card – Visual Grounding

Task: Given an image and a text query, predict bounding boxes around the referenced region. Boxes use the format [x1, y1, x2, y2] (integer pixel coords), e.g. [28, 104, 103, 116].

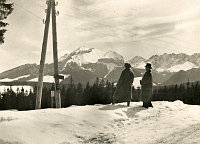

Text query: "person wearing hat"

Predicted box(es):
[112, 63, 134, 106]
[140, 63, 153, 108]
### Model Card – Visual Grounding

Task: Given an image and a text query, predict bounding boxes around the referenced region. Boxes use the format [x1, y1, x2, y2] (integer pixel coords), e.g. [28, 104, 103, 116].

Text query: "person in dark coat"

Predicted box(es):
[112, 63, 134, 106]
[140, 63, 153, 108]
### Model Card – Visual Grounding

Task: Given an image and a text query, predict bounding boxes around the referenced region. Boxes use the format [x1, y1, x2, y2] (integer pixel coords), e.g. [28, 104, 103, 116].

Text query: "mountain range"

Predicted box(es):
[0, 46, 200, 86]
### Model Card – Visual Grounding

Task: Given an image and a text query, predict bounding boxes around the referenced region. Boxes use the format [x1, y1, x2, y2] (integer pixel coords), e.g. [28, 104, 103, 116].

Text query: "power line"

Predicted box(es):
[27, 1, 184, 43]
[59, 13, 119, 38]
[33, 1, 118, 37]
[29, 0, 46, 9]
[14, 1, 199, 54]
[14, 2, 43, 20]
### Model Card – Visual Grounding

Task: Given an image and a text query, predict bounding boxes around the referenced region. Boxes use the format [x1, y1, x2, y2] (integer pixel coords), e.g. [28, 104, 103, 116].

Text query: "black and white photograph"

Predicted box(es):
[0, 0, 200, 143]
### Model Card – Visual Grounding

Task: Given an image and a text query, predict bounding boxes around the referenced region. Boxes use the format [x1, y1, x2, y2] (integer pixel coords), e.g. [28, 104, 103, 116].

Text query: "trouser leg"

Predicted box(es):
[143, 101, 148, 108]
[112, 96, 115, 105]
[127, 101, 130, 107]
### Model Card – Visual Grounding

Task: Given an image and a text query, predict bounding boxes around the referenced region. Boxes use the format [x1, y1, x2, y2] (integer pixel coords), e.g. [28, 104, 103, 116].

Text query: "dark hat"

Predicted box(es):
[145, 63, 152, 69]
[124, 63, 131, 68]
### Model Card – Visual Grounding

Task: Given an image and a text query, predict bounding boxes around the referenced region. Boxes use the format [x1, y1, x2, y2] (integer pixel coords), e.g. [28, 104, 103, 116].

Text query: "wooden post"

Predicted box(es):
[51, 0, 61, 108]
[35, 0, 51, 109]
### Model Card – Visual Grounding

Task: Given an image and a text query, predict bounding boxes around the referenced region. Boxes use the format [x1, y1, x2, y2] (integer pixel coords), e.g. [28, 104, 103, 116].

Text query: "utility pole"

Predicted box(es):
[35, 0, 51, 109]
[36, 0, 63, 109]
[52, 0, 61, 108]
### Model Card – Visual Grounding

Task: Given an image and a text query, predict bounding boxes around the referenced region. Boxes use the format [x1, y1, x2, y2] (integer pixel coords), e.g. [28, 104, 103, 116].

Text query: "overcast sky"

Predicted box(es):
[1, 0, 200, 72]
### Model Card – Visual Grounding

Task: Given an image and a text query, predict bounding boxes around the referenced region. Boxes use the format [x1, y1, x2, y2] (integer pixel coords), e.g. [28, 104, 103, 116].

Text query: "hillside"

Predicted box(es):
[0, 101, 200, 144]
[164, 68, 200, 85]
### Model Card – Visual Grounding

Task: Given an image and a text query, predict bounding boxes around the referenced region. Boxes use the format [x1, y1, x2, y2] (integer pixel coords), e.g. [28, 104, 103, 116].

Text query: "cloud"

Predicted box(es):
[1, 0, 200, 72]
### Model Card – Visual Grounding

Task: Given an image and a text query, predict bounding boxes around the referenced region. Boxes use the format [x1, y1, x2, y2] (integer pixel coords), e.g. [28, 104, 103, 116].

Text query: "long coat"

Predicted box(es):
[140, 71, 153, 102]
[113, 68, 134, 102]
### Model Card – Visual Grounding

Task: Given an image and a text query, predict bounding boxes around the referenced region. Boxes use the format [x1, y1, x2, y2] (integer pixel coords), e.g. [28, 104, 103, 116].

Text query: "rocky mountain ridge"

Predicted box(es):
[1, 47, 200, 85]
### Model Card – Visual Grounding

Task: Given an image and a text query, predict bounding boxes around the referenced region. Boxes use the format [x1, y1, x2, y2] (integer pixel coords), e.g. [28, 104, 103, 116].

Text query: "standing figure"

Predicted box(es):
[112, 63, 134, 106]
[140, 63, 153, 108]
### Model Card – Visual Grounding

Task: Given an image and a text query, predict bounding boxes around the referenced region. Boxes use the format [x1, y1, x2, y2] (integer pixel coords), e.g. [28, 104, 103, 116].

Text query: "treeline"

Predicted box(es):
[0, 87, 36, 111]
[0, 78, 118, 111]
[152, 81, 200, 105]
[1, 77, 200, 111]
[60, 78, 114, 107]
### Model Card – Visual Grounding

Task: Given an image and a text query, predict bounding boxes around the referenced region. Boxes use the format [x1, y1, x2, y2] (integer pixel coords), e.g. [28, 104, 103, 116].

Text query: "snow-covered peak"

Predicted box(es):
[167, 61, 198, 72]
[73, 46, 94, 55]
[129, 56, 146, 63]
[77, 46, 92, 51]
[103, 51, 123, 61]
[135, 61, 146, 69]
[128, 56, 145, 64]
[65, 47, 105, 66]
[128, 56, 146, 68]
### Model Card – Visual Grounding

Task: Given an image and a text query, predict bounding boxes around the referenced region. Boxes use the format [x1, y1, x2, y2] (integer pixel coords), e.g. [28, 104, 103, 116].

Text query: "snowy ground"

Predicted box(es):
[0, 101, 200, 144]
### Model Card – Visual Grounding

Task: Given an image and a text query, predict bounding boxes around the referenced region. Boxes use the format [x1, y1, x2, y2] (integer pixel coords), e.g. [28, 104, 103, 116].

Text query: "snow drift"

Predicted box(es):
[0, 101, 200, 144]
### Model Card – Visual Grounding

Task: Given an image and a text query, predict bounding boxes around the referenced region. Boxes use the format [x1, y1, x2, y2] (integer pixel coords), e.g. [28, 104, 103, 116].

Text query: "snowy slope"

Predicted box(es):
[133, 77, 142, 88]
[167, 62, 198, 72]
[0, 101, 200, 144]
[103, 51, 124, 62]
[29, 74, 70, 83]
[135, 61, 146, 69]
[128, 56, 146, 68]
[0, 75, 30, 82]
[104, 63, 118, 78]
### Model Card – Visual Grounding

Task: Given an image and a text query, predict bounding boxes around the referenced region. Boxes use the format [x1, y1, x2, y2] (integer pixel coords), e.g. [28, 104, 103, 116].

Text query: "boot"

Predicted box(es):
[148, 102, 153, 107]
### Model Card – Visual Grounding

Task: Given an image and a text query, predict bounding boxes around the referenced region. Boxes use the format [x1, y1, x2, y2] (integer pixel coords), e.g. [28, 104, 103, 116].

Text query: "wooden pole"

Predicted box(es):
[51, 0, 61, 108]
[35, 0, 51, 109]
[51, 83, 54, 108]
[51, 96, 54, 108]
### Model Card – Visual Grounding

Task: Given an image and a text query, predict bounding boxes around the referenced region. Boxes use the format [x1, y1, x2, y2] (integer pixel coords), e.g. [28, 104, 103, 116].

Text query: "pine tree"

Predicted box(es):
[28, 89, 35, 110]
[61, 85, 66, 107]
[185, 79, 190, 103]
[83, 82, 90, 105]
[0, 0, 13, 44]
[193, 82, 199, 105]
[99, 79, 105, 88]
[94, 77, 100, 86]
[68, 76, 76, 105]
[104, 81, 112, 104]
[76, 83, 83, 105]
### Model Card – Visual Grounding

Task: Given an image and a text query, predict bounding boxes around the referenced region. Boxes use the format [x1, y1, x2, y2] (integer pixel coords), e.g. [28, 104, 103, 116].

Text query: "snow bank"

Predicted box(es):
[0, 101, 200, 144]
[0, 75, 30, 82]
[167, 62, 198, 72]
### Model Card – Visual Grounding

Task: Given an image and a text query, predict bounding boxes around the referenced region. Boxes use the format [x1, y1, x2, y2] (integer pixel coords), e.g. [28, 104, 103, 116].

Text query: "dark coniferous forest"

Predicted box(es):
[0, 77, 200, 111]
